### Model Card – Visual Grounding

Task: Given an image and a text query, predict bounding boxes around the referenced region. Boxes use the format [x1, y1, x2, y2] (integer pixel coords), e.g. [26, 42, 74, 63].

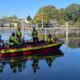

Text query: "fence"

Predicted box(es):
[0, 22, 80, 40]
[36, 22, 80, 42]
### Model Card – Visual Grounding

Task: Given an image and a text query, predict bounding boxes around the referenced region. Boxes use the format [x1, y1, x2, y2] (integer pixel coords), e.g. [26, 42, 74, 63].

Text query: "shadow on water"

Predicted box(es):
[0, 49, 64, 73]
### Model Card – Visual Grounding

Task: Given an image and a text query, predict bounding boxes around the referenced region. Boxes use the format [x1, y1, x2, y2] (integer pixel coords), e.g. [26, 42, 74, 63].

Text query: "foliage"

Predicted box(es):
[33, 4, 80, 26]
[33, 5, 59, 24]
[1, 15, 19, 23]
[26, 15, 32, 22]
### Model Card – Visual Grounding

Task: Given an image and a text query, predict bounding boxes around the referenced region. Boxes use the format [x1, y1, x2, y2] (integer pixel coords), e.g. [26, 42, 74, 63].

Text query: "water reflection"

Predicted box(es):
[0, 49, 63, 73]
[66, 38, 80, 48]
[0, 62, 5, 73]
[45, 55, 55, 67]
[0, 30, 32, 41]
[10, 61, 26, 73]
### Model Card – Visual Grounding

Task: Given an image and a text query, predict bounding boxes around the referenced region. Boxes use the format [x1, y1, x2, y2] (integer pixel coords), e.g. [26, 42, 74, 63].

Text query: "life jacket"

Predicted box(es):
[9, 36, 19, 46]
[32, 30, 38, 37]
[16, 31, 22, 37]
[47, 37, 54, 43]
[9, 36, 15, 46]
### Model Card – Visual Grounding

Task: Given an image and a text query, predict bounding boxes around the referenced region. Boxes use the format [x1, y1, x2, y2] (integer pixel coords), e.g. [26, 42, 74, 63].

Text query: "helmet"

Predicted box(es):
[12, 32, 15, 36]
[18, 27, 21, 31]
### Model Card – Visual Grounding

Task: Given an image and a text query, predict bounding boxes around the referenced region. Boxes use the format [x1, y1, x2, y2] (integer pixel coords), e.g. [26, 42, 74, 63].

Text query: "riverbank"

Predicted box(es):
[0, 27, 17, 30]
[0, 26, 32, 30]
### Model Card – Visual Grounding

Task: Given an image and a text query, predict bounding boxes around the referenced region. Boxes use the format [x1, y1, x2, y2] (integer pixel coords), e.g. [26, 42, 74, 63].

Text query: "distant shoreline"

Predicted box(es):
[0, 26, 32, 30]
[0, 27, 17, 30]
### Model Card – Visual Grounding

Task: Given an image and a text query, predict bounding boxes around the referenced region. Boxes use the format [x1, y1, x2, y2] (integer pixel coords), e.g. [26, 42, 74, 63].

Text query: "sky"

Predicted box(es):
[0, 0, 80, 19]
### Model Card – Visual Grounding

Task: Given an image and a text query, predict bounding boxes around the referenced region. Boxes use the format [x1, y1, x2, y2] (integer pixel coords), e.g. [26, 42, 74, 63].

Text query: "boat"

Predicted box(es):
[0, 49, 64, 73]
[0, 40, 64, 58]
[0, 49, 64, 63]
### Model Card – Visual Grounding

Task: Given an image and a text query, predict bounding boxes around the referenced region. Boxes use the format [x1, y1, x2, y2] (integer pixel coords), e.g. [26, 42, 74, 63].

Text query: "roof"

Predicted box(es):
[20, 19, 29, 24]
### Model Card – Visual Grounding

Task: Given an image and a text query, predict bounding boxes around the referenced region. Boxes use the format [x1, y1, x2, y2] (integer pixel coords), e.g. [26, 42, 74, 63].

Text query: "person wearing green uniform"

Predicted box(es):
[32, 27, 38, 44]
[0, 35, 5, 49]
[16, 28, 22, 42]
[9, 32, 20, 47]
[47, 34, 54, 43]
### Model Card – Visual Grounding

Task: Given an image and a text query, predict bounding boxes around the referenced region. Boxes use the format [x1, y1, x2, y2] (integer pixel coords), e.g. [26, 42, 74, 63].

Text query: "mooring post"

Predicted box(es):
[45, 30, 47, 41]
[65, 22, 69, 47]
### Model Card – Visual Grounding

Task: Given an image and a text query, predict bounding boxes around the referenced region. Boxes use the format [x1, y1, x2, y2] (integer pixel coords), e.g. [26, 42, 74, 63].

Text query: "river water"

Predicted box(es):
[0, 30, 80, 80]
[0, 29, 32, 41]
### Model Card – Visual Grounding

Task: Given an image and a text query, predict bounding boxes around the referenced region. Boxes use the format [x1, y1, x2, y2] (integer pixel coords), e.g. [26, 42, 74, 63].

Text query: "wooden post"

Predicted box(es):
[36, 24, 38, 30]
[76, 29, 78, 37]
[65, 22, 69, 48]
[42, 7, 44, 28]
[45, 30, 47, 41]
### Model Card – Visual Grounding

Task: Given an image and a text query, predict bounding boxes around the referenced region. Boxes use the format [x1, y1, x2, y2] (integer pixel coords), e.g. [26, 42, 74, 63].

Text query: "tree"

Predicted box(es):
[26, 16, 32, 22]
[12, 15, 18, 19]
[33, 5, 59, 24]
[65, 4, 79, 20]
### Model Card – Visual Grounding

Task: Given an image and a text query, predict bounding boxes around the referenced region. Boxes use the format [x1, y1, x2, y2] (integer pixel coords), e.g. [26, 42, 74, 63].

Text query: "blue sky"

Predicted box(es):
[0, 0, 80, 18]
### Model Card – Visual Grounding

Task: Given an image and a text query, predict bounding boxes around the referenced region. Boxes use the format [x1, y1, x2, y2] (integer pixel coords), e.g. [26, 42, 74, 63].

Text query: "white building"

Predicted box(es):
[20, 19, 32, 30]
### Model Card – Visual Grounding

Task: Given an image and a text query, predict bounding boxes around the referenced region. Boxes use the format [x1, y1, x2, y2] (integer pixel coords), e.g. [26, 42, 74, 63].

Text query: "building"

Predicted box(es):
[20, 19, 32, 30]
[0, 18, 32, 30]
[0, 18, 20, 27]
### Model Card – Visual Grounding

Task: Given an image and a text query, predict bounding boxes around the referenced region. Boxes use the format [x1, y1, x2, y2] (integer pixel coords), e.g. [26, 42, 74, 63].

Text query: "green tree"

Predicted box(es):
[26, 15, 32, 22]
[65, 4, 79, 20]
[33, 5, 59, 24]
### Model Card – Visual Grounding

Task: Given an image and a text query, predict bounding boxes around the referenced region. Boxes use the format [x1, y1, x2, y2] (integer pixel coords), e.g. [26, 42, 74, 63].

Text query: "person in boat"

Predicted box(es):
[47, 34, 54, 43]
[32, 27, 38, 44]
[16, 27, 22, 43]
[9, 32, 21, 47]
[0, 35, 5, 49]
